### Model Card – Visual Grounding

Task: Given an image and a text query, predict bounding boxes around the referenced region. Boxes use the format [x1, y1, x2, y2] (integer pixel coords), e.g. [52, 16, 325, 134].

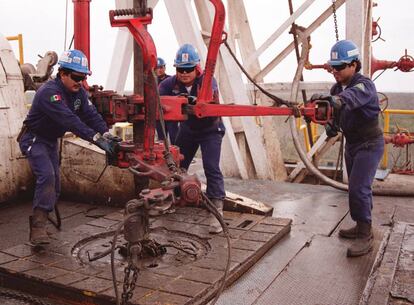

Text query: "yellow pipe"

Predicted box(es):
[382, 112, 390, 169]
[383, 109, 414, 115]
[6, 34, 24, 64]
[18, 34, 24, 64]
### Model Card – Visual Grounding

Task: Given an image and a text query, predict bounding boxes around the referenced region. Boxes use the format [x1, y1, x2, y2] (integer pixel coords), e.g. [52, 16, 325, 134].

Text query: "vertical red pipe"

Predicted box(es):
[73, 0, 91, 66]
[197, 0, 225, 103]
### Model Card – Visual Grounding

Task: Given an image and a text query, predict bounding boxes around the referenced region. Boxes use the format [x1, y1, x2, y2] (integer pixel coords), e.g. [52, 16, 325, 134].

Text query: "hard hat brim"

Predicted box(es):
[174, 62, 198, 68]
[328, 59, 352, 66]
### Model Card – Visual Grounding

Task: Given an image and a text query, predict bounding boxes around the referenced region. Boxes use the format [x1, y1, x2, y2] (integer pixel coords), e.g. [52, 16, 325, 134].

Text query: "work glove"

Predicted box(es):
[325, 122, 339, 138]
[93, 133, 117, 156]
[103, 131, 122, 142]
[309, 94, 343, 110]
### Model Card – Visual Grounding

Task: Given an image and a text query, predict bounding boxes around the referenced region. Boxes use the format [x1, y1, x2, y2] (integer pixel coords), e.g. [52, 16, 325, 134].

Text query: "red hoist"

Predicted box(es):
[76, 0, 332, 208]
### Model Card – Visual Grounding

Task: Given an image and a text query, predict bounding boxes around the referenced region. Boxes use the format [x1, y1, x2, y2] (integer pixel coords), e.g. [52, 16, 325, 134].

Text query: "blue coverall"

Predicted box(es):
[159, 74, 226, 200]
[19, 77, 108, 212]
[156, 74, 179, 144]
[331, 73, 384, 224]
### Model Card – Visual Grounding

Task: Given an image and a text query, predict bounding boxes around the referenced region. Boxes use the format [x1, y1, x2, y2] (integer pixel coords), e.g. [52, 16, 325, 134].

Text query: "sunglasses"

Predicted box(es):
[70, 73, 86, 82]
[331, 63, 349, 72]
[176, 66, 196, 74]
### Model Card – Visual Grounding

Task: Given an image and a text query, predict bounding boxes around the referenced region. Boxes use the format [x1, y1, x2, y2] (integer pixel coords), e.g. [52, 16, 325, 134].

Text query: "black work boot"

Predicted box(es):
[29, 208, 50, 245]
[347, 222, 373, 257]
[339, 224, 358, 239]
[209, 199, 223, 234]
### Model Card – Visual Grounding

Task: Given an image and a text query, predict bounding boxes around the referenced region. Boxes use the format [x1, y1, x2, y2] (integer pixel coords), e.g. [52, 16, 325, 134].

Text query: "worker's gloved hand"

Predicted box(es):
[93, 133, 117, 156]
[325, 122, 339, 138]
[103, 131, 122, 142]
[310, 94, 343, 110]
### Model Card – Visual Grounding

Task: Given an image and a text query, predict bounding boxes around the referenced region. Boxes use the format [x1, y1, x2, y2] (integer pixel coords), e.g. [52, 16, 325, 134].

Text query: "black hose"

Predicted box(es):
[223, 40, 292, 107]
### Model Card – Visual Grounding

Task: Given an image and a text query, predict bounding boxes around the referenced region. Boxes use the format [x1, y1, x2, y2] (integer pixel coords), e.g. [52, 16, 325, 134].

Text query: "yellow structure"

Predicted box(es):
[6, 34, 24, 64]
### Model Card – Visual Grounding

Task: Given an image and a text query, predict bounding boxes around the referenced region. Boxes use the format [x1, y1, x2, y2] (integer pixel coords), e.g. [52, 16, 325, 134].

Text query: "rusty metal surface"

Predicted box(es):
[0, 207, 291, 305]
[0, 200, 119, 251]
[2, 178, 414, 305]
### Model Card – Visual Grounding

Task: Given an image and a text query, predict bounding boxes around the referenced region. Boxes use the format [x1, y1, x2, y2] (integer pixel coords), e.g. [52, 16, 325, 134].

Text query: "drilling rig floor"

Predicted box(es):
[0, 198, 290, 305]
[0, 176, 413, 305]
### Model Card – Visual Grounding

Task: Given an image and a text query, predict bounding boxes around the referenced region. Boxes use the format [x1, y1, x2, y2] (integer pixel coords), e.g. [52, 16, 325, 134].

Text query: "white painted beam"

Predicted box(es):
[245, 0, 317, 68]
[254, 0, 346, 81]
[346, 0, 365, 71]
[165, 0, 251, 179]
[194, 0, 278, 179]
[227, 0, 262, 78]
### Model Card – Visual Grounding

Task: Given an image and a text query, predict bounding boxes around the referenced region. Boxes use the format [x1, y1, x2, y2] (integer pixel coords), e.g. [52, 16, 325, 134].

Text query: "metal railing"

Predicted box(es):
[299, 109, 414, 171]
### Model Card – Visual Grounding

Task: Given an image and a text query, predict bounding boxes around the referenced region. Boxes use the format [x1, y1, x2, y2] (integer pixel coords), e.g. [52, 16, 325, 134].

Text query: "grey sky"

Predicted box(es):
[1, 0, 413, 92]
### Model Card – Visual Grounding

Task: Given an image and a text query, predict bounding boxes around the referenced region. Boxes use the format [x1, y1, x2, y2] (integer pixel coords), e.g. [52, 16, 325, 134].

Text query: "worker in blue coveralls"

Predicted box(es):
[18, 49, 119, 245]
[159, 44, 226, 234]
[310, 40, 384, 257]
[155, 57, 170, 83]
[155, 57, 178, 144]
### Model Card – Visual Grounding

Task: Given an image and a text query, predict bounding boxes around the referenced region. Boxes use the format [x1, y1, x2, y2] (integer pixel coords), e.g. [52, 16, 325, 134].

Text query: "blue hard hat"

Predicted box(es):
[157, 57, 166, 68]
[174, 44, 200, 68]
[328, 40, 360, 66]
[58, 49, 91, 75]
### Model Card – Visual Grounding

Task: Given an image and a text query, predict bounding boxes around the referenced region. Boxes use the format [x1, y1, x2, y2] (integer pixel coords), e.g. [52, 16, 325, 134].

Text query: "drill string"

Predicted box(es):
[201, 192, 232, 305]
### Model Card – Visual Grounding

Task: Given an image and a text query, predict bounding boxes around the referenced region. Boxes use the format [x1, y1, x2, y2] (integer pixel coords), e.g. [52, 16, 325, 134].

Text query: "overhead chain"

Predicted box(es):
[121, 261, 139, 305]
[332, 0, 339, 41]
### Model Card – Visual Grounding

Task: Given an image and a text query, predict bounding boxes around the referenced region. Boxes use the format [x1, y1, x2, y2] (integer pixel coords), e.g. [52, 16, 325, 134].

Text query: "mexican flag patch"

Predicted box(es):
[50, 94, 62, 102]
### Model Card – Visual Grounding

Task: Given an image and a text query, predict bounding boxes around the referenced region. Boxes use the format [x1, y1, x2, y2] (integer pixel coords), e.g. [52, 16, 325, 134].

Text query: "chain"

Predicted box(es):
[121, 261, 139, 305]
[332, 0, 339, 41]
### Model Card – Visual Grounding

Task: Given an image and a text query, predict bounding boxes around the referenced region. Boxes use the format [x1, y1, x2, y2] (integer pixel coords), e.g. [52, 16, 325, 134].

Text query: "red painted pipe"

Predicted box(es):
[198, 0, 226, 104]
[371, 55, 396, 75]
[73, 0, 91, 66]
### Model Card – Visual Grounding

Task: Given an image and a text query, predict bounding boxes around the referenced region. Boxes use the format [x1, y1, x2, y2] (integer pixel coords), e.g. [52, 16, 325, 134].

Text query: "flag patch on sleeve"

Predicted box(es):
[50, 95, 62, 102]
[354, 83, 365, 92]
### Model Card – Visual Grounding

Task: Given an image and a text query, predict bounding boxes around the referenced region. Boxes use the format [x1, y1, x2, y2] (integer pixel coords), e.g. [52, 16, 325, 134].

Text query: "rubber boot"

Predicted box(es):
[339, 224, 358, 239]
[209, 199, 223, 234]
[347, 222, 373, 257]
[29, 208, 50, 245]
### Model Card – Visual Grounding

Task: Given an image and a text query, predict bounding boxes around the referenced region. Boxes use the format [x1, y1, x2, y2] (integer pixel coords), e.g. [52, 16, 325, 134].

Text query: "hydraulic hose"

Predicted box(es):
[288, 28, 414, 197]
